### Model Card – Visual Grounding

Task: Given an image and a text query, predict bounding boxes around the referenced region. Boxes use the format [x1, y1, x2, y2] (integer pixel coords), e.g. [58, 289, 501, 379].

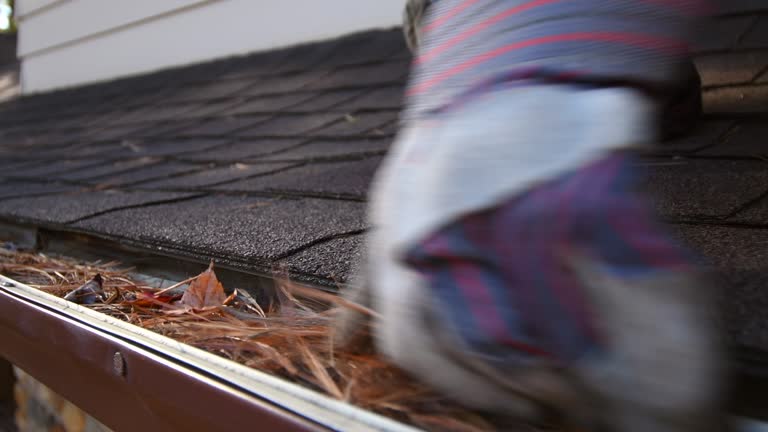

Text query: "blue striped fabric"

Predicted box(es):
[403, 153, 694, 363]
[406, 0, 710, 119]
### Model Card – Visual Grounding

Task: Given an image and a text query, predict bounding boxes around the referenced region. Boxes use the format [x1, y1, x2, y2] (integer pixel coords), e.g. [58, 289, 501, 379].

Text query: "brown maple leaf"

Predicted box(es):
[177, 261, 235, 312]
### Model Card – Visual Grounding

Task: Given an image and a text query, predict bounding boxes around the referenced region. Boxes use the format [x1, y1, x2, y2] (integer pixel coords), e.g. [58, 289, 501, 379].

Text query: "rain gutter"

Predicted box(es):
[2, 221, 768, 428]
[0, 273, 418, 432]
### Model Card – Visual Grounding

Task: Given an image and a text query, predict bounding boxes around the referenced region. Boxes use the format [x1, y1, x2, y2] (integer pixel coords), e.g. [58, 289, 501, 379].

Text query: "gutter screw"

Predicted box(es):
[113, 352, 126, 377]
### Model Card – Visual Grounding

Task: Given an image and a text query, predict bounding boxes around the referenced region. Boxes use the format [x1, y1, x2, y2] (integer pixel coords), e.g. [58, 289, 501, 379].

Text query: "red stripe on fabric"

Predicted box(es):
[423, 0, 481, 33]
[495, 190, 562, 359]
[492, 202, 542, 351]
[419, 0, 703, 66]
[552, 162, 603, 343]
[443, 253, 552, 358]
[552, 70, 583, 81]
[459, 215, 555, 358]
[417, 0, 562, 65]
[445, 256, 507, 338]
[498, 335, 553, 357]
[409, 31, 688, 96]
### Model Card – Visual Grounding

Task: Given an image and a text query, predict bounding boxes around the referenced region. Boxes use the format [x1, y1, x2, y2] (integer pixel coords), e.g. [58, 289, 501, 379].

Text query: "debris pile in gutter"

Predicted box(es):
[0, 244, 547, 432]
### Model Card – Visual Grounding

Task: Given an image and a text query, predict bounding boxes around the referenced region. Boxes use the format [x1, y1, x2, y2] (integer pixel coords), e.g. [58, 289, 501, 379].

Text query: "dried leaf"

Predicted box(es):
[63, 274, 104, 304]
[178, 261, 233, 311]
[128, 291, 181, 308]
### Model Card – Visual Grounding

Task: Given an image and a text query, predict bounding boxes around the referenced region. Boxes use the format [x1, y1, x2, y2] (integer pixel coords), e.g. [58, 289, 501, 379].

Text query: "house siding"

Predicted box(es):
[16, 0, 405, 93]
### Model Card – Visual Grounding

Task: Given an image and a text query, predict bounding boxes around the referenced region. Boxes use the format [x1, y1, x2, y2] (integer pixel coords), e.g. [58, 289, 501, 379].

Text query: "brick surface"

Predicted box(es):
[14, 367, 111, 432]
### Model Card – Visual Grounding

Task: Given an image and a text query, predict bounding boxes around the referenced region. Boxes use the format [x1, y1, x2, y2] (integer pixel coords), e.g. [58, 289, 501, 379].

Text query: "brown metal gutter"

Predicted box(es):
[0, 275, 418, 432]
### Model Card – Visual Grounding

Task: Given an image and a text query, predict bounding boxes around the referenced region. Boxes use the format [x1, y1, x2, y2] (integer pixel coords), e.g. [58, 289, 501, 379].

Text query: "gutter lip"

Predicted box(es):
[0, 273, 419, 432]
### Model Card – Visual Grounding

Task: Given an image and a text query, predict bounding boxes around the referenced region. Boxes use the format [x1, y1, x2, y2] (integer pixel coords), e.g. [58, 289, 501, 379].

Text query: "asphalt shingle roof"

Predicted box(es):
[1, 5, 768, 353]
[70, 195, 367, 279]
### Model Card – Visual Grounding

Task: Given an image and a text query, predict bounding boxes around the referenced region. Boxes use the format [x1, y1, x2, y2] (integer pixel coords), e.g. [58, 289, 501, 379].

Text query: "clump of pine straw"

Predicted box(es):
[0, 247, 547, 432]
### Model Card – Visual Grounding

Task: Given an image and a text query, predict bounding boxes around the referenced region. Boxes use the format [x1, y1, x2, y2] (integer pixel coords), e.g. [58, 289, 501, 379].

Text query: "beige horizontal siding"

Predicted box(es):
[17, 0, 213, 56]
[17, 0, 406, 94]
[14, 0, 65, 18]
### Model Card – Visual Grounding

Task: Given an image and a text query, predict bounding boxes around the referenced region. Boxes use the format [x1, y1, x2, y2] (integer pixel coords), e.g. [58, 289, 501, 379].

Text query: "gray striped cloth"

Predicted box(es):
[404, 0, 709, 120]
